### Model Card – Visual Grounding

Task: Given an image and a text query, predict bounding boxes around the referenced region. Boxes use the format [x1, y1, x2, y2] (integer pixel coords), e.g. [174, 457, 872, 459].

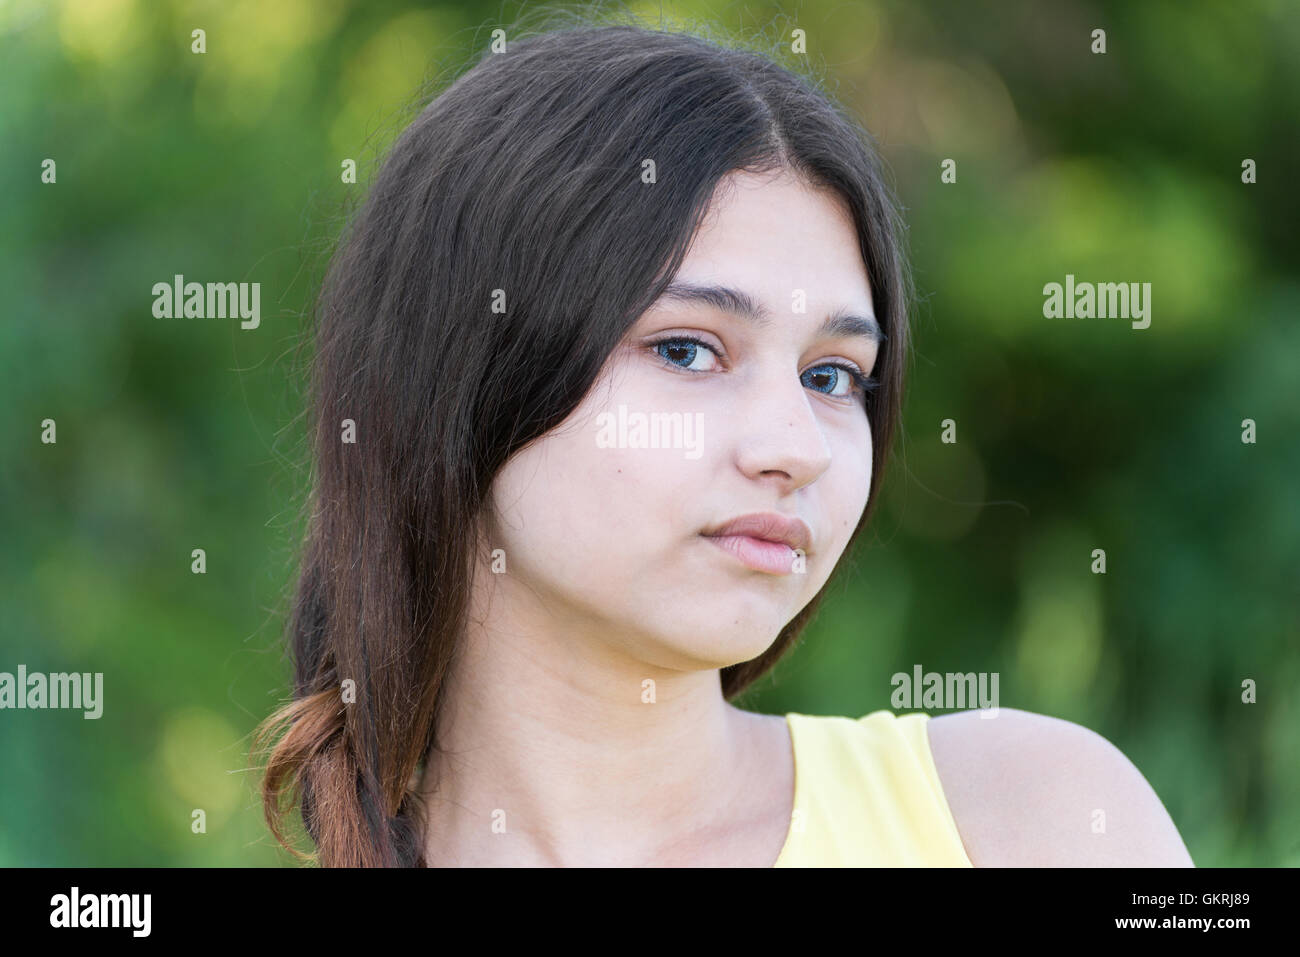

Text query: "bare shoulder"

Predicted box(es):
[925, 707, 1194, 867]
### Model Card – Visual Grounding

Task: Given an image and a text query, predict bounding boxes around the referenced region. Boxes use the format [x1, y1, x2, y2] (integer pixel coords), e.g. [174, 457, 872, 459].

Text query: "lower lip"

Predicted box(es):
[702, 534, 799, 575]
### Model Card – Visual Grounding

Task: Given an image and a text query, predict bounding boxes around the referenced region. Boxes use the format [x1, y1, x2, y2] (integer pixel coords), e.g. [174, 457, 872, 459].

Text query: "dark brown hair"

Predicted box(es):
[253, 11, 914, 867]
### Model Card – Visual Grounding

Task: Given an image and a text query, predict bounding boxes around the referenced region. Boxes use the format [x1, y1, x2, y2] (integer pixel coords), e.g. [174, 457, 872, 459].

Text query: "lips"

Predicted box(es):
[703, 512, 812, 551]
[701, 512, 813, 575]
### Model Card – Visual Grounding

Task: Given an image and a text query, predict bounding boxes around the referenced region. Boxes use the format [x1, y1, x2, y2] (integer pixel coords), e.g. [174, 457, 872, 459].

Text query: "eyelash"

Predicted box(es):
[648, 334, 879, 405]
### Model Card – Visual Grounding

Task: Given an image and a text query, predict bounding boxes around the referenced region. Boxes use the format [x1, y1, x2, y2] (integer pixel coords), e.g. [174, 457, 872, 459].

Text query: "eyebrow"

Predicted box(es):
[656, 280, 885, 344]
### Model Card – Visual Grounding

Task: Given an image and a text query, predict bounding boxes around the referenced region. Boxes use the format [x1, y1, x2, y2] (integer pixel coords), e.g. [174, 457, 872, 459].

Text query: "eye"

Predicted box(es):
[651, 335, 723, 373]
[802, 362, 879, 404]
[648, 335, 879, 406]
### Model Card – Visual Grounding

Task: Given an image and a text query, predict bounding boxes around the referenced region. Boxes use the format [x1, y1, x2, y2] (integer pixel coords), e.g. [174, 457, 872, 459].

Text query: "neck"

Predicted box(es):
[415, 567, 788, 866]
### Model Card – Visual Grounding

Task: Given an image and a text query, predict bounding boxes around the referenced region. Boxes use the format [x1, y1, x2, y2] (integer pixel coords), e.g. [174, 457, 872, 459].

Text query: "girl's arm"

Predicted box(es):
[928, 706, 1196, 866]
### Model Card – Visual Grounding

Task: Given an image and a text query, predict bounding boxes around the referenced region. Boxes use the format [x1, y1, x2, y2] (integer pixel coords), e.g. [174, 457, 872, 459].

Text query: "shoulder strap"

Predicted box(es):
[778, 711, 972, 866]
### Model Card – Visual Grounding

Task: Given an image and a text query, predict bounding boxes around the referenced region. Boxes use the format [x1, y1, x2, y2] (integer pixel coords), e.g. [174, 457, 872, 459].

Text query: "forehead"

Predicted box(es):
[675, 169, 875, 315]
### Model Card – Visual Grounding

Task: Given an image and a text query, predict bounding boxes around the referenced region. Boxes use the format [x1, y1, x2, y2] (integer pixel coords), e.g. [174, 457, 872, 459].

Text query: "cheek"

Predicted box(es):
[857, 426, 875, 505]
[487, 418, 680, 580]
[826, 426, 875, 543]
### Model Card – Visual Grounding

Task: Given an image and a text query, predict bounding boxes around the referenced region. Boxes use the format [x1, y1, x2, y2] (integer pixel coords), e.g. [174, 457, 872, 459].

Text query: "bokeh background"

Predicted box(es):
[1, 0, 1296, 866]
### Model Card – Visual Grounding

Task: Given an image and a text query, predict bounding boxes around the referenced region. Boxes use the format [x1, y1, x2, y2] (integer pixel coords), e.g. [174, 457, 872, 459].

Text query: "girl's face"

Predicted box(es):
[482, 169, 879, 671]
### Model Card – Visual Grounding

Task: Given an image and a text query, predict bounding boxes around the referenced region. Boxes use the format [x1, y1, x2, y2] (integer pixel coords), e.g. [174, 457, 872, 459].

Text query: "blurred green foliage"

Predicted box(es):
[1, 0, 1295, 866]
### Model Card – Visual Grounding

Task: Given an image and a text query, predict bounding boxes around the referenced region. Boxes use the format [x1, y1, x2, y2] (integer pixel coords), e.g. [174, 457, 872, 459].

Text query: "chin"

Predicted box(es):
[652, 622, 784, 672]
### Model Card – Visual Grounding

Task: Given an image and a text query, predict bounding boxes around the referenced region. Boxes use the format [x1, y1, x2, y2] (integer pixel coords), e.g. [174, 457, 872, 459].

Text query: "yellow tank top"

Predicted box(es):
[771, 710, 973, 866]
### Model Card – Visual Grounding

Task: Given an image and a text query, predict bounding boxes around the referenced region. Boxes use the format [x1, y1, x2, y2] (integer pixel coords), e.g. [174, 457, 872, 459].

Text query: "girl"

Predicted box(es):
[255, 15, 1193, 868]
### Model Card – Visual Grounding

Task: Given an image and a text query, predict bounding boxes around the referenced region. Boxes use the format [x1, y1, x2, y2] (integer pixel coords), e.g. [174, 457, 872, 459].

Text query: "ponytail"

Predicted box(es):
[254, 687, 429, 867]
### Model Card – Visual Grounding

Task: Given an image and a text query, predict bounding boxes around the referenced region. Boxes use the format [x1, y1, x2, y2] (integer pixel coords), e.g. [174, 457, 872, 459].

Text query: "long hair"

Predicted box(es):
[253, 13, 914, 868]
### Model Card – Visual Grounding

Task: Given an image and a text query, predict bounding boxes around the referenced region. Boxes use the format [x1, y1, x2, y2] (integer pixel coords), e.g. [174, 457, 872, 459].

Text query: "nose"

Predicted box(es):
[732, 363, 834, 493]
